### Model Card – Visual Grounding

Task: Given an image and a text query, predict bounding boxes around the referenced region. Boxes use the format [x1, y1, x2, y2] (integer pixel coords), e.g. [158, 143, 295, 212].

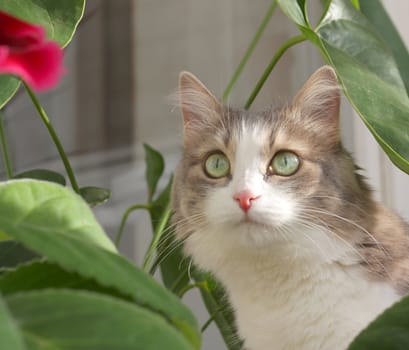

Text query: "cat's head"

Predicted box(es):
[172, 66, 373, 262]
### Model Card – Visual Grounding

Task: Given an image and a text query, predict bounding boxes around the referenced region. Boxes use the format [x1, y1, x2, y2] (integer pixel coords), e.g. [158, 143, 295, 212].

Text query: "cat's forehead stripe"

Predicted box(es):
[235, 122, 271, 168]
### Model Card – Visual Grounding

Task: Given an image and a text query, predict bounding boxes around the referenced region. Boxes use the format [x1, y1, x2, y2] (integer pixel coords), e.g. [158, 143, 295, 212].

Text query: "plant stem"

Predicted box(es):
[201, 315, 216, 333]
[0, 111, 13, 179]
[222, 0, 278, 102]
[244, 34, 306, 109]
[23, 83, 80, 193]
[143, 203, 172, 273]
[178, 282, 208, 298]
[115, 203, 150, 247]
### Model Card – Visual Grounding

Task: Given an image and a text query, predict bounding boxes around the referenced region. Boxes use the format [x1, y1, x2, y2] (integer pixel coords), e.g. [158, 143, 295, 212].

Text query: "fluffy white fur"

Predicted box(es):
[184, 125, 399, 350]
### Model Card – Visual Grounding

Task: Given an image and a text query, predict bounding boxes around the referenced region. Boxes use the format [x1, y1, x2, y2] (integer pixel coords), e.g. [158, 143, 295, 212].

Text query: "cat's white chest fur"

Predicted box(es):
[228, 256, 397, 350]
[185, 226, 399, 350]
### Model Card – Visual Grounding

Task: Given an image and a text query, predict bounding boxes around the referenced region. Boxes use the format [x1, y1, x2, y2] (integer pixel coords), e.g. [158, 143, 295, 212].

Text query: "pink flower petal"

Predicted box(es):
[0, 10, 65, 91]
[0, 11, 44, 48]
[0, 42, 65, 90]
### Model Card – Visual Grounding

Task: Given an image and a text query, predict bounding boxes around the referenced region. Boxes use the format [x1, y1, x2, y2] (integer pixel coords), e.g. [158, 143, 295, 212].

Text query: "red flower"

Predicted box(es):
[0, 11, 65, 91]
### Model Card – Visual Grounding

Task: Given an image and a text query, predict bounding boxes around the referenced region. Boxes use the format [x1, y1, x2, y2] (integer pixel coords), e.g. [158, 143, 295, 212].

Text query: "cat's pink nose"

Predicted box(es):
[233, 190, 260, 213]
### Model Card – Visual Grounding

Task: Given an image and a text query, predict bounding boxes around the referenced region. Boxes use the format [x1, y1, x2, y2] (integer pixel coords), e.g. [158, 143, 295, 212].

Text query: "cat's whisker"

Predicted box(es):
[296, 214, 370, 265]
[152, 237, 188, 271]
[298, 209, 392, 280]
[302, 207, 387, 253]
[153, 214, 207, 268]
[283, 220, 334, 262]
[187, 257, 194, 282]
[307, 194, 367, 214]
[156, 220, 203, 254]
[286, 216, 390, 281]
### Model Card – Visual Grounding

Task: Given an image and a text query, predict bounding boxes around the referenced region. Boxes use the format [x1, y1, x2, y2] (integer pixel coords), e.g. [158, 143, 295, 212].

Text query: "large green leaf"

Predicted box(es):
[0, 294, 26, 350]
[5, 289, 193, 350]
[278, 0, 409, 174]
[0, 180, 116, 252]
[0, 0, 85, 109]
[360, 0, 409, 96]
[348, 294, 409, 350]
[2, 228, 200, 349]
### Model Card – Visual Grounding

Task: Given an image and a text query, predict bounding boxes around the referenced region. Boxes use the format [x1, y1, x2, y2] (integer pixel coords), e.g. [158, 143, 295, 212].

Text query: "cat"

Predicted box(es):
[171, 66, 409, 350]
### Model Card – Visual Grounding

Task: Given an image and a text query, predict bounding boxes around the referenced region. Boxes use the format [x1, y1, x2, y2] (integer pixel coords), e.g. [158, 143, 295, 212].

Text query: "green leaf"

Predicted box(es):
[0, 180, 116, 252]
[156, 231, 190, 296]
[79, 186, 111, 207]
[360, 0, 409, 96]
[3, 228, 200, 349]
[0, 75, 20, 110]
[193, 270, 242, 350]
[278, 0, 308, 26]
[0, 240, 39, 269]
[150, 175, 173, 230]
[348, 294, 409, 350]
[14, 169, 66, 186]
[5, 289, 194, 350]
[0, 261, 124, 299]
[315, 0, 409, 173]
[0, 294, 26, 350]
[147, 175, 191, 295]
[279, 0, 409, 174]
[0, 0, 85, 109]
[144, 168, 189, 313]
[144, 143, 165, 202]
[0, 0, 85, 47]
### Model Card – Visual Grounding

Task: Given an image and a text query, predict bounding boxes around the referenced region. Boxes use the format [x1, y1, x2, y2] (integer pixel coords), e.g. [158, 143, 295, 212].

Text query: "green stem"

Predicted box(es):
[115, 203, 150, 247]
[244, 34, 306, 109]
[23, 83, 80, 193]
[201, 315, 215, 333]
[0, 111, 13, 179]
[222, 0, 278, 102]
[178, 282, 208, 298]
[201, 308, 225, 333]
[143, 203, 172, 273]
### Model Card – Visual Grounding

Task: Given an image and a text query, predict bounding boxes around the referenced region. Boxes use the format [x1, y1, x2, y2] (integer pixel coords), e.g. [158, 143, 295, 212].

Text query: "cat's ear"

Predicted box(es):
[178, 71, 221, 137]
[292, 65, 341, 143]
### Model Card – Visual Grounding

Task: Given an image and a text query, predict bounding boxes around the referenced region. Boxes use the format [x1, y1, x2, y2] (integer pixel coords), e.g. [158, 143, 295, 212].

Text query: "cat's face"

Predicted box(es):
[172, 67, 372, 259]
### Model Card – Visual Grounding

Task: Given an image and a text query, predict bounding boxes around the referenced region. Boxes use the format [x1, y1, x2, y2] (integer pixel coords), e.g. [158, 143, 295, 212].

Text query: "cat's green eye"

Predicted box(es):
[269, 151, 300, 176]
[204, 152, 230, 179]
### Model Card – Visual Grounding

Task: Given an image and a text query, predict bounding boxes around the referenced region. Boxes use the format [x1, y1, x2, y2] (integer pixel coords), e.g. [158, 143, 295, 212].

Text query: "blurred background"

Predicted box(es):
[2, 1, 409, 348]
